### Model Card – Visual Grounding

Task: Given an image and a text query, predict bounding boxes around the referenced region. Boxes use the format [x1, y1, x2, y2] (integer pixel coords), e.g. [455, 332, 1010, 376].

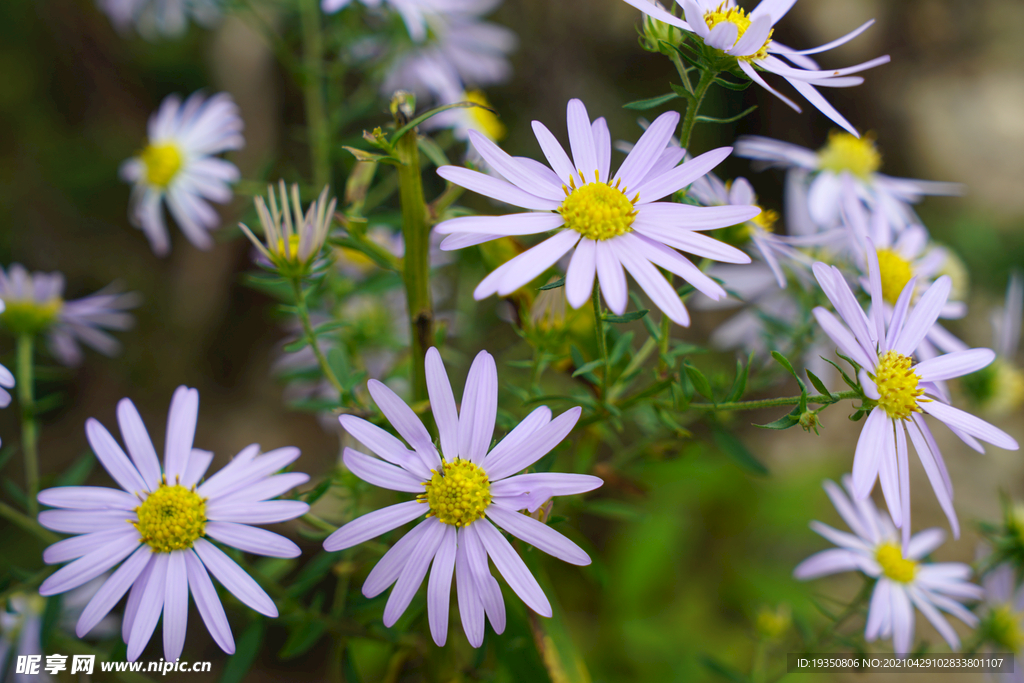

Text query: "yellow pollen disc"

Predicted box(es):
[751, 207, 778, 233]
[0, 298, 63, 334]
[418, 459, 492, 527]
[559, 179, 637, 241]
[133, 483, 206, 553]
[275, 234, 304, 261]
[873, 350, 924, 421]
[817, 131, 882, 179]
[466, 90, 506, 142]
[141, 142, 183, 188]
[703, 4, 773, 61]
[875, 542, 917, 583]
[876, 248, 913, 305]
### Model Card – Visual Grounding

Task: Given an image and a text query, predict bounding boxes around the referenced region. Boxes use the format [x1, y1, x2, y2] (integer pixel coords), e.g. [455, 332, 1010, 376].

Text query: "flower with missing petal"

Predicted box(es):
[812, 256, 1018, 548]
[0, 264, 140, 367]
[735, 132, 963, 231]
[795, 476, 983, 656]
[36, 387, 309, 661]
[120, 91, 244, 256]
[324, 347, 602, 647]
[618, 0, 889, 135]
[435, 99, 758, 326]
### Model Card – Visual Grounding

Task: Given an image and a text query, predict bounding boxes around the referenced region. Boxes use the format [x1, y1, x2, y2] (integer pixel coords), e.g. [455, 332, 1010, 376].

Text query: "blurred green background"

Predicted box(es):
[0, 0, 1022, 680]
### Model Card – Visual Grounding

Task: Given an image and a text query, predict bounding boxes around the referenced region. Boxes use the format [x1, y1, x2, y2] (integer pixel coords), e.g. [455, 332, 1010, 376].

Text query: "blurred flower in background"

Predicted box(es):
[96, 0, 221, 39]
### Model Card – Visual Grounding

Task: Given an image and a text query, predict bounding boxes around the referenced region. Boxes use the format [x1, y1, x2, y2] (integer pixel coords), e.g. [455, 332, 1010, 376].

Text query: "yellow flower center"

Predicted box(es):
[986, 605, 1024, 653]
[418, 459, 492, 527]
[141, 142, 183, 188]
[876, 248, 913, 305]
[466, 90, 506, 142]
[875, 542, 917, 583]
[133, 483, 207, 553]
[559, 176, 638, 241]
[817, 131, 882, 179]
[703, 4, 773, 61]
[751, 207, 778, 233]
[0, 298, 64, 335]
[275, 234, 304, 261]
[873, 350, 924, 420]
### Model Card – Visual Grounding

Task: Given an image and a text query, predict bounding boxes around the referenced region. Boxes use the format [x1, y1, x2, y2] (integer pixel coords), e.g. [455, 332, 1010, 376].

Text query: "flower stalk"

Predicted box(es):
[17, 333, 39, 517]
[300, 0, 331, 188]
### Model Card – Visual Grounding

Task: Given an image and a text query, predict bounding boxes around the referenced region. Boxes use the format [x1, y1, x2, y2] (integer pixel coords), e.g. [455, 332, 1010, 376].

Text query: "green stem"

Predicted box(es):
[17, 334, 38, 517]
[395, 127, 433, 403]
[592, 285, 609, 397]
[688, 390, 861, 412]
[0, 499, 58, 544]
[291, 278, 346, 399]
[300, 0, 330, 188]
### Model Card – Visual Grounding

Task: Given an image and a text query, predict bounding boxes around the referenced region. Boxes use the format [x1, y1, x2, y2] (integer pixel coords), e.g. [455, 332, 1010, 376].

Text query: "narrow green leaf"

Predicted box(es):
[313, 320, 348, 334]
[539, 277, 565, 291]
[390, 101, 495, 144]
[806, 370, 838, 403]
[602, 309, 649, 324]
[712, 427, 769, 475]
[683, 361, 714, 402]
[701, 655, 752, 683]
[823, 357, 861, 392]
[572, 359, 605, 378]
[694, 104, 758, 125]
[610, 331, 634, 365]
[220, 621, 264, 683]
[725, 352, 754, 402]
[2, 478, 26, 509]
[712, 75, 754, 91]
[55, 452, 96, 487]
[417, 136, 450, 168]
[283, 337, 309, 353]
[341, 146, 401, 165]
[279, 616, 327, 660]
[623, 92, 679, 110]
[755, 407, 802, 430]
[771, 350, 806, 392]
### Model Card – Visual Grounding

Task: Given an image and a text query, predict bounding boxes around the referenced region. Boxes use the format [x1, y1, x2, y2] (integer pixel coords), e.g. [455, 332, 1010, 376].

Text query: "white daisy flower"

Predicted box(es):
[36, 386, 310, 661]
[0, 264, 139, 367]
[794, 476, 983, 656]
[619, 0, 888, 136]
[980, 562, 1024, 681]
[434, 99, 759, 326]
[735, 132, 963, 231]
[324, 347, 602, 647]
[97, 0, 220, 39]
[812, 256, 1018, 548]
[120, 91, 244, 256]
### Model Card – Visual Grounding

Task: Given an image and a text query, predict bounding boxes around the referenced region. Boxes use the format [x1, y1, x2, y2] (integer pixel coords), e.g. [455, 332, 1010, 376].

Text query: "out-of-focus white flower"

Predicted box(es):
[435, 99, 759, 326]
[964, 272, 1024, 416]
[618, 0, 888, 135]
[97, 0, 220, 39]
[120, 91, 244, 256]
[37, 387, 309, 661]
[795, 476, 983, 656]
[980, 562, 1024, 681]
[0, 264, 140, 367]
[239, 182, 336, 277]
[736, 132, 962, 231]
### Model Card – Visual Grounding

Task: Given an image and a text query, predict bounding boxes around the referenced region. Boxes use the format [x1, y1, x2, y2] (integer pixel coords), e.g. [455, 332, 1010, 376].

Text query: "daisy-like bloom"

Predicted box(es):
[324, 347, 602, 647]
[736, 132, 963, 231]
[812, 255, 1019, 547]
[964, 273, 1024, 416]
[36, 387, 309, 661]
[434, 99, 758, 326]
[979, 562, 1024, 681]
[619, 0, 888, 135]
[0, 264, 139, 367]
[97, 0, 220, 38]
[120, 91, 244, 256]
[794, 476, 983, 656]
[323, 0, 500, 43]
[239, 182, 336, 277]
[0, 300, 14, 418]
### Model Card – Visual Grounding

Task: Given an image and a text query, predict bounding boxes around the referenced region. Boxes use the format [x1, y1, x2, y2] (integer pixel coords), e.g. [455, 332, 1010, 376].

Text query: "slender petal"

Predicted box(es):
[467, 130, 565, 201]
[164, 386, 199, 483]
[481, 406, 552, 471]
[323, 500, 426, 552]
[531, 121, 576, 183]
[487, 505, 590, 565]
[920, 400, 1018, 450]
[205, 522, 302, 558]
[455, 529, 485, 647]
[193, 538, 277, 617]
[76, 545, 152, 637]
[631, 147, 733, 204]
[427, 525, 458, 646]
[342, 448, 425, 493]
[914, 349, 995, 382]
[475, 518, 552, 617]
[425, 347, 459, 460]
[484, 407, 581, 482]
[614, 110, 680, 191]
[184, 549, 235, 654]
[565, 238, 597, 309]
[437, 166, 560, 212]
[337, 415, 432, 481]
[127, 552, 168, 662]
[367, 380, 442, 470]
[852, 408, 888, 499]
[163, 551, 188, 662]
[566, 99, 598, 177]
[37, 486, 138, 510]
[459, 351, 498, 464]
[85, 418, 148, 495]
[117, 398, 162, 491]
[383, 518, 446, 627]
[595, 240, 628, 315]
[206, 500, 309, 525]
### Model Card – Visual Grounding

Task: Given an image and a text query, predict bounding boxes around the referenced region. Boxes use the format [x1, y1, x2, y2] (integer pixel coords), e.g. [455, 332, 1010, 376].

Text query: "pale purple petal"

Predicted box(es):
[487, 505, 590, 565]
[323, 500, 426, 552]
[616, 244, 691, 326]
[76, 545, 152, 637]
[163, 551, 188, 662]
[475, 518, 552, 617]
[193, 538, 277, 617]
[738, 60, 802, 112]
[44, 527, 140, 565]
[890, 583, 914, 656]
[85, 418, 148, 495]
[39, 509, 135, 534]
[205, 522, 301, 558]
[628, 235, 727, 300]
[127, 552, 168, 662]
[595, 240, 627, 315]
[622, 0, 691, 29]
[821, 479, 870, 541]
[906, 528, 945, 560]
[117, 398, 162, 491]
[808, 521, 872, 552]
[632, 203, 762, 231]
[342, 448, 425, 493]
[530, 120, 575, 183]
[206, 500, 309, 524]
[793, 548, 870, 580]
[195, 444, 259, 499]
[383, 518, 446, 627]
[812, 307, 876, 371]
[213, 472, 310, 506]
[613, 110, 680, 191]
[467, 130, 565, 201]
[908, 587, 959, 650]
[363, 520, 433, 598]
[435, 212, 564, 237]
[427, 525, 457, 646]
[455, 529, 485, 647]
[896, 421, 912, 549]
[877, 417, 902, 530]
[484, 407, 581, 482]
[566, 99, 598, 178]
[865, 579, 891, 642]
[473, 233, 578, 300]
[921, 400, 1018, 450]
[337, 415, 432, 481]
[592, 117, 611, 183]
[565, 238, 597, 309]
[437, 166, 560, 211]
[122, 555, 154, 644]
[184, 549, 234, 654]
[489, 473, 603, 506]
[205, 447, 302, 500]
[892, 276, 952, 356]
[461, 523, 505, 633]
[730, 13, 772, 56]
[631, 147, 733, 204]
[914, 348, 994, 382]
[906, 418, 958, 538]
[459, 350, 498, 464]
[750, 0, 797, 22]
[481, 406, 552, 472]
[367, 379, 442, 470]
[164, 386, 199, 483]
[852, 408, 888, 499]
[425, 347, 459, 460]
[181, 448, 214, 489]
[705, 20, 739, 51]
[38, 486, 138, 510]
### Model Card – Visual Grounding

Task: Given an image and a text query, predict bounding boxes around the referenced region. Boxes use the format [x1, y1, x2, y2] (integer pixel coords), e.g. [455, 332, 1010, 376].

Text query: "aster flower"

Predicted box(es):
[0, 264, 139, 367]
[965, 272, 1024, 416]
[36, 386, 309, 661]
[435, 99, 759, 326]
[97, 0, 220, 38]
[239, 182, 336, 277]
[812, 256, 1018, 547]
[324, 347, 602, 647]
[979, 562, 1024, 680]
[794, 476, 983, 656]
[620, 0, 888, 135]
[120, 91, 244, 256]
[735, 132, 962, 231]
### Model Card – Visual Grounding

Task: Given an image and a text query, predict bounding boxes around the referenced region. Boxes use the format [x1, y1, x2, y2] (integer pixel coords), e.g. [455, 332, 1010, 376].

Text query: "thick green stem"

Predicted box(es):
[291, 278, 346, 399]
[592, 285, 609, 397]
[688, 390, 860, 412]
[395, 128, 433, 403]
[17, 334, 38, 517]
[300, 0, 330, 188]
